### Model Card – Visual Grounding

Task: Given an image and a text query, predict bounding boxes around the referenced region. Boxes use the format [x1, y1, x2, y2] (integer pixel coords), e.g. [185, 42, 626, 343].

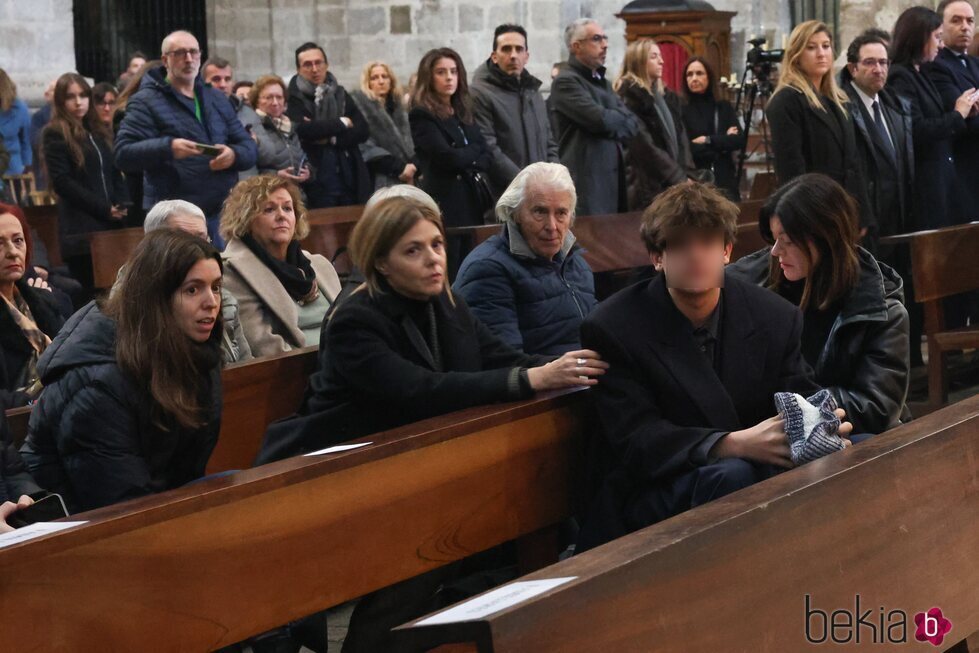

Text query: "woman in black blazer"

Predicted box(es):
[42, 73, 128, 289]
[888, 7, 976, 229]
[766, 21, 873, 233]
[256, 193, 608, 653]
[409, 48, 493, 229]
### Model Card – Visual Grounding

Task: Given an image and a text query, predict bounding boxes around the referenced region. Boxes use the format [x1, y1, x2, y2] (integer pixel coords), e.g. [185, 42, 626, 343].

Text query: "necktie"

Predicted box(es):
[872, 100, 896, 161]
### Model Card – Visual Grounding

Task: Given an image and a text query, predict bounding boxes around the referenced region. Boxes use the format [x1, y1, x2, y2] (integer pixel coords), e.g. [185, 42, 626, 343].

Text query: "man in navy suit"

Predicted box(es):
[927, 0, 979, 215]
[575, 182, 852, 552]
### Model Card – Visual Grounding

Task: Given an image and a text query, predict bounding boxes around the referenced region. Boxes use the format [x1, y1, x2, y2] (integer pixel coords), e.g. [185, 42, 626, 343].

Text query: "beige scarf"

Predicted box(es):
[2, 288, 51, 397]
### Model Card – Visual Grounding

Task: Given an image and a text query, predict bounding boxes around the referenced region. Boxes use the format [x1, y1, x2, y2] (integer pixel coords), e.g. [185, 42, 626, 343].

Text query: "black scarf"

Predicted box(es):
[241, 233, 319, 304]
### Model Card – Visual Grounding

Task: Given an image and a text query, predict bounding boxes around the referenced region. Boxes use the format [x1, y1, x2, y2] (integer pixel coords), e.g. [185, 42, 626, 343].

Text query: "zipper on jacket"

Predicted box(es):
[87, 133, 111, 205]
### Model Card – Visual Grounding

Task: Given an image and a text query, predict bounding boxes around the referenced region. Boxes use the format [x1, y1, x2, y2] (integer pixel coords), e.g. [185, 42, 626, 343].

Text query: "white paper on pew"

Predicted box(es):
[303, 442, 373, 457]
[0, 521, 88, 549]
[415, 577, 578, 625]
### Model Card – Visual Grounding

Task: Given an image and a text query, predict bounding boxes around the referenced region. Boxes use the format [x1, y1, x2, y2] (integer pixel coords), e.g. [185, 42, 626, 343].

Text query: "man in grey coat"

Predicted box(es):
[471, 24, 559, 196]
[550, 18, 639, 216]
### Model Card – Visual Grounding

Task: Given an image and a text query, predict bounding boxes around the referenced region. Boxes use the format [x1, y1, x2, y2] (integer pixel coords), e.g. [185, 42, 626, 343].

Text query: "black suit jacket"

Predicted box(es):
[926, 48, 979, 215]
[887, 63, 966, 228]
[255, 286, 548, 464]
[577, 273, 816, 548]
[766, 87, 873, 229]
[844, 83, 915, 236]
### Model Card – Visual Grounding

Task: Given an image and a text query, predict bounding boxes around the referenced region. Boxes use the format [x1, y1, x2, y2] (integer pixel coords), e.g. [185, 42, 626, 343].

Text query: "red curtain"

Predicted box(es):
[659, 41, 689, 93]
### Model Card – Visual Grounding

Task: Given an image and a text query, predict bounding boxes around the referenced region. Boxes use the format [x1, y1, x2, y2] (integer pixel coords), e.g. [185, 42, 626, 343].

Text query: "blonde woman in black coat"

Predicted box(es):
[766, 21, 873, 236]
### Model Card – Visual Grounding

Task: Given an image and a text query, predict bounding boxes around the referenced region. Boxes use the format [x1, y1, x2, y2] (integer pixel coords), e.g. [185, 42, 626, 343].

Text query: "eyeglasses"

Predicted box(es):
[578, 34, 609, 44]
[300, 60, 327, 70]
[97, 100, 116, 107]
[859, 58, 890, 68]
[166, 48, 201, 60]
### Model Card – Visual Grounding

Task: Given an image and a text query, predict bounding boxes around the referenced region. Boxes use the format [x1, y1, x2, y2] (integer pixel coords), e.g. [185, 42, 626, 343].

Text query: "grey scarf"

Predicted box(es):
[348, 90, 414, 162]
[295, 72, 346, 123]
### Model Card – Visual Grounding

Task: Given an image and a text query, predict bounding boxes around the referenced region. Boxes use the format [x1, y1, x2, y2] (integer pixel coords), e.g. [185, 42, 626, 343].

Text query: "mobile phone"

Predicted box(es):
[293, 153, 308, 176]
[970, 89, 979, 103]
[195, 143, 222, 157]
[6, 493, 69, 529]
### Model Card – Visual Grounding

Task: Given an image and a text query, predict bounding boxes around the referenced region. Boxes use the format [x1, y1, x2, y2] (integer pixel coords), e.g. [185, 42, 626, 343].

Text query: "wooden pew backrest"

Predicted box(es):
[24, 204, 62, 267]
[909, 223, 979, 302]
[0, 388, 587, 652]
[397, 394, 979, 652]
[89, 227, 145, 288]
[209, 346, 318, 473]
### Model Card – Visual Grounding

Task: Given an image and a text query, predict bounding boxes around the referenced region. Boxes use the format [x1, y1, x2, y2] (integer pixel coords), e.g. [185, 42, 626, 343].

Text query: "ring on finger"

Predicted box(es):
[576, 358, 586, 366]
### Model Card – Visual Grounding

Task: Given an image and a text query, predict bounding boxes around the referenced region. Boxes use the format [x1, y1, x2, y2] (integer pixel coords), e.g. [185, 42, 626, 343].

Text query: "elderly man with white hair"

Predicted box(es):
[113, 199, 252, 364]
[453, 162, 597, 356]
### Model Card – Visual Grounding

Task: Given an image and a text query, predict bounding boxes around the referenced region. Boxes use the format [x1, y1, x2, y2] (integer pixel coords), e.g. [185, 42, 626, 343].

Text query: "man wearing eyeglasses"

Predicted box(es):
[842, 31, 913, 244]
[549, 18, 639, 216]
[115, 30, 258, 249]
[286, 41, 371, 209]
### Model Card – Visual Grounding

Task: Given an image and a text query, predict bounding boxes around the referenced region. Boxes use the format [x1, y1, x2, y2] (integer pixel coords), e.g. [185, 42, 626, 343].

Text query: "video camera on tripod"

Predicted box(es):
[734, 37, 785, 186]
[745, 36, 785, 95]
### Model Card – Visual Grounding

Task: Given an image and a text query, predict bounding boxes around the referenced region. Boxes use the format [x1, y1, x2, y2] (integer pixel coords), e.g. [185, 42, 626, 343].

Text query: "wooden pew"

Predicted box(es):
[396, 394, 979, 652]
[302, 216, 359, 277]
[208, 346, 318, 473]
[3, 347, 319, 472]
[89, 227, 145, 288]
[306, 204, 364, 223]
[23, 204, 63, 267]
[749, 170, 777, 200]
[883, 222, 979, 411]
[0, 388, 588, 651]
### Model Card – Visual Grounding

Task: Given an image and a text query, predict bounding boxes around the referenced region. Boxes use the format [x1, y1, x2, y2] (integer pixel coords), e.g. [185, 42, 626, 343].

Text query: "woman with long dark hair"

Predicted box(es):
[21, 229, 225, 513]
[729, 173, 910, 435]
[409, 49, 493, 229]
[888, 6, 976, 228]
[42, 73, 128, 289]
[680, 56, 744, 200]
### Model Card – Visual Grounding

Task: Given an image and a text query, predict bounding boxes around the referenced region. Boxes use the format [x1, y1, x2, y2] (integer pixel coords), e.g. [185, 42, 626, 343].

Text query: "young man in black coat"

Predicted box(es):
[576, 182, 851, 553]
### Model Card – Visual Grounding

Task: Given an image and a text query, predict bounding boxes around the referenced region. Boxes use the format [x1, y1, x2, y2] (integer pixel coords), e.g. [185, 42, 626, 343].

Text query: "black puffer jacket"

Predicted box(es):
[20, 303, 222, 513]
[728, 247, 911, 434]
[1, 410, 42, 505]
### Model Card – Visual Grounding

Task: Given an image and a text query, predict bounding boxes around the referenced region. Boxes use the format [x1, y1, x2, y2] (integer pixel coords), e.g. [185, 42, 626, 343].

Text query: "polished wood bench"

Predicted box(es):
[88, 226, 145, 288]
[881, 222, 979, 411]
[23, 203, 62, 267]
[0, 388, 588, 651]
[396, 394, 979, 652]
[207, 346, 318, 473]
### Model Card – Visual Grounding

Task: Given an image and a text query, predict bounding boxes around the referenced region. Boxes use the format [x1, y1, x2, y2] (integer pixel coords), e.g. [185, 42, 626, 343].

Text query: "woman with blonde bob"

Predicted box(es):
[348, 61, 416, 190]
[256, 194, 607, 461]
[614, 39, 694, 209]
[766, 20, 872, 234]
[220, 175, 341, 358]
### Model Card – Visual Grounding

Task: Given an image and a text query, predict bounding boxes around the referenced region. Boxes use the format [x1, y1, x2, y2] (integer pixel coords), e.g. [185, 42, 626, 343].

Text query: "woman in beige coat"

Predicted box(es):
[220, 175, 341, 358]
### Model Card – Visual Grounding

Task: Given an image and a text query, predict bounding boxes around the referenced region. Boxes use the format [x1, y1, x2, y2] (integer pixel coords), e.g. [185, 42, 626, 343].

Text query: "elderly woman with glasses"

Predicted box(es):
[453, 162, 597, 356]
